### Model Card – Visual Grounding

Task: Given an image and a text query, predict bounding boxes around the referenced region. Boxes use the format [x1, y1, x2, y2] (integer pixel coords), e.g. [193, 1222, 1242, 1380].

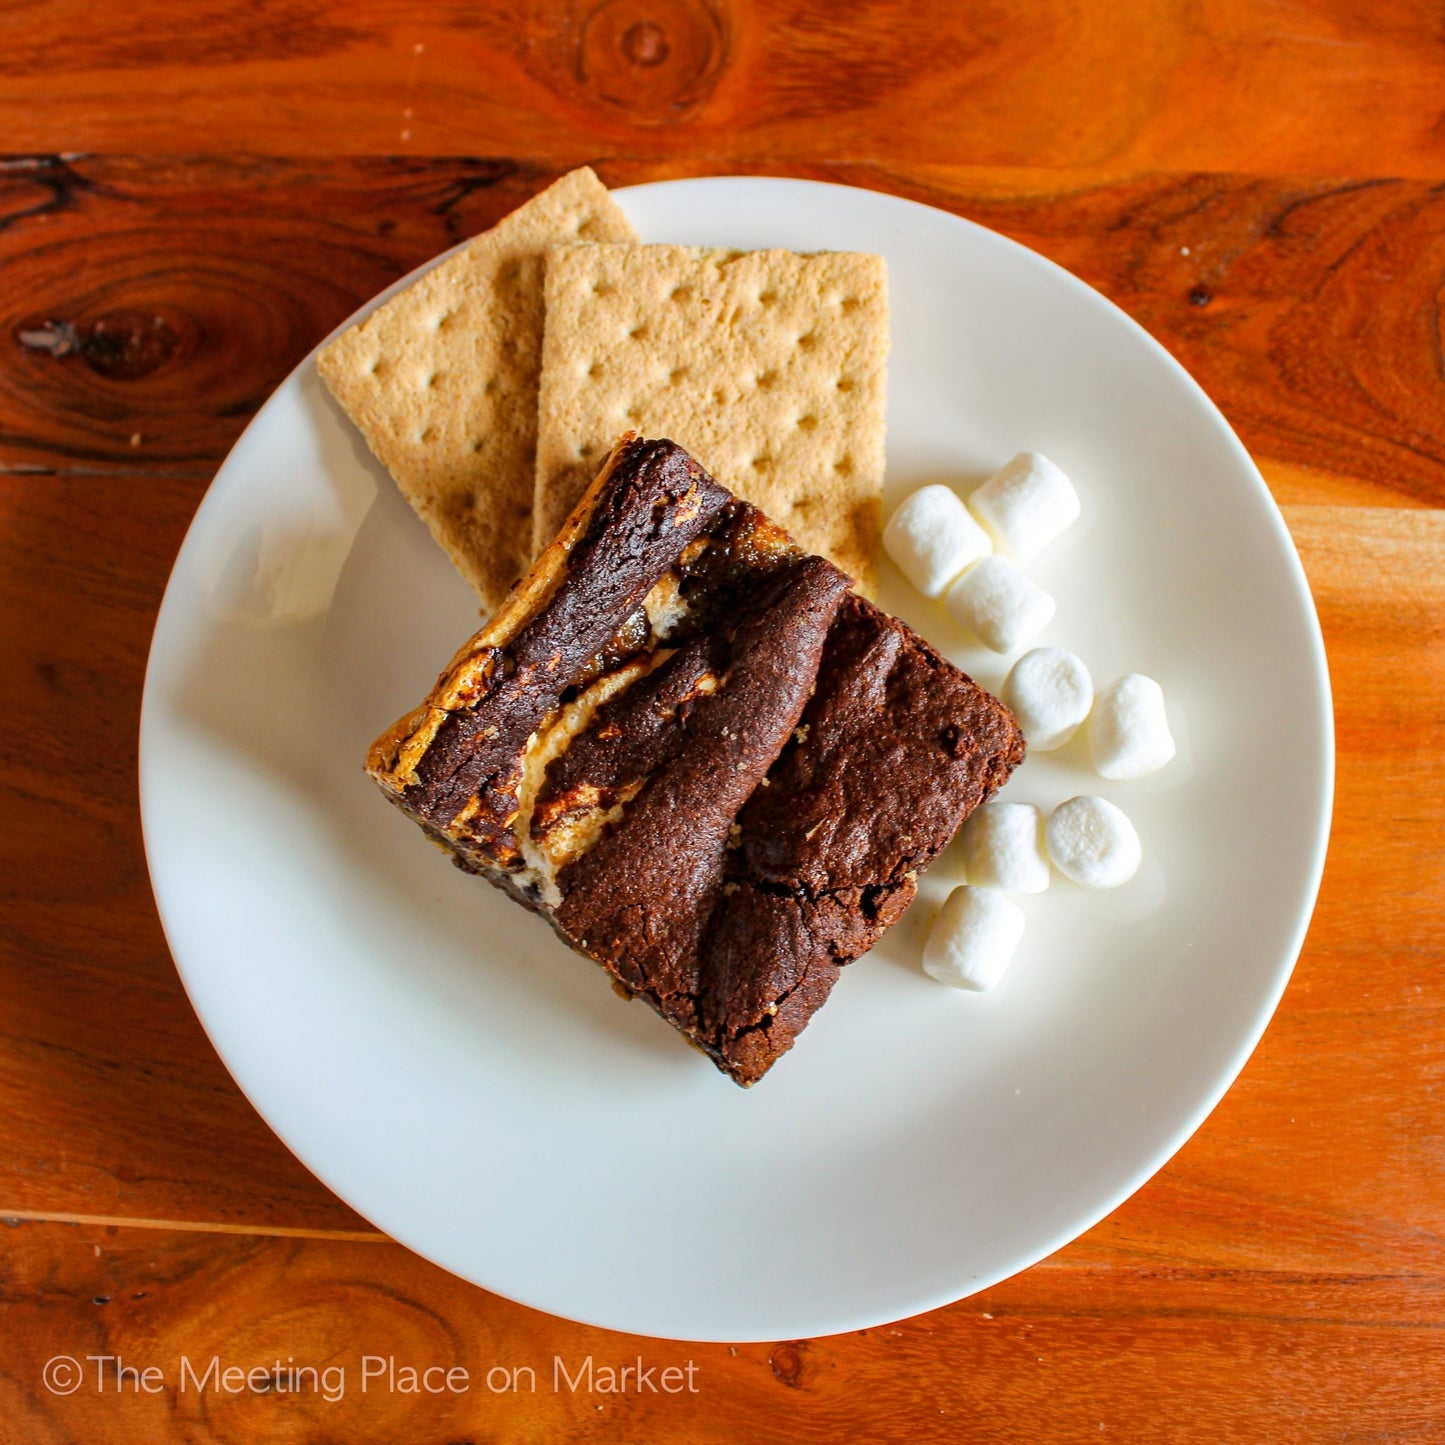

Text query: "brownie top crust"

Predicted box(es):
[550, 555, 853, 1033]
[696, 594, 1027, 1082]
[366, 435, 1025, 1084]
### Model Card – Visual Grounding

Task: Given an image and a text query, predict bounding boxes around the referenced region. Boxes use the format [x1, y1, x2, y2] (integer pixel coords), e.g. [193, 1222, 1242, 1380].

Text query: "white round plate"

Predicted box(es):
[140, 178, 1332, 1342]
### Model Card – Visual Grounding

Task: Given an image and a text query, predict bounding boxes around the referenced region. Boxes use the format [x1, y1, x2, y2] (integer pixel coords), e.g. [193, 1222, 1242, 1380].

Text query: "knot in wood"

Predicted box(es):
[767, 1339, 809, 1389]
[622, 19, 669, 66]
[540, 0, 727, 123]
[80, 311, 181, 379]
[16, 311, 180, 380]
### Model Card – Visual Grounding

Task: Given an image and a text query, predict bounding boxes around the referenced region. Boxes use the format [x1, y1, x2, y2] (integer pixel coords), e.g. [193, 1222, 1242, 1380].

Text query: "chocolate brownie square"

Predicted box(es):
[367, 435, 1024, 1084]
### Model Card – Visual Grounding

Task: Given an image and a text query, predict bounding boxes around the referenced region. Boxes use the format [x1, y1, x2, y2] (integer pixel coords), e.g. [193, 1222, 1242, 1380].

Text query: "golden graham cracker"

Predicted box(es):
[315, 167, 637, 612]
[534, 244, 889, 595]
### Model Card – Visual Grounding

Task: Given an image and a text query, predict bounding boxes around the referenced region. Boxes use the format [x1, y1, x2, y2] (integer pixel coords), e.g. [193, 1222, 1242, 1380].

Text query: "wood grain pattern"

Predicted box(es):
[5, 157, 1445, 514]
[0, 1220, 1442, 1443]
[0, 160, 1442, 1356]
[3, 5, 1445, 1432]
[2, 2, 1445, 181]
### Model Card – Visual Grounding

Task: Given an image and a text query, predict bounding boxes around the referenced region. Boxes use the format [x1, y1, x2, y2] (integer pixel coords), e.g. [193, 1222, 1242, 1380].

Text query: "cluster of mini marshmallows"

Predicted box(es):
[884, 452, 1079, 655]
[883, 454, 1177, 993]
[1004, 650, 1175, 778]
[921, 795, 1145, 990]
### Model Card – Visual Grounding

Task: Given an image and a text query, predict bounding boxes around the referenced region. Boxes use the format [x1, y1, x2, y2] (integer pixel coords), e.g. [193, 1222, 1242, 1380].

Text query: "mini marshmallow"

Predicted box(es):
[960, 801, 1050, 895]
[945, 556, 1055, 654]
[1089, 673, 1176, 779]
[883, 484, 992, 597]
[922, 885, 1025, 991]
[1046, 796, 1141, 889]
[967, 452, 1081, 559]
[1002, 646, 1094, 751]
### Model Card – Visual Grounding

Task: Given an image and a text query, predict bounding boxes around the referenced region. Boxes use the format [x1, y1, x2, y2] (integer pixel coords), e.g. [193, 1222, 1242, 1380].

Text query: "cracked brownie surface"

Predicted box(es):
[552, 555, 852, 1053]
[367, 435, 1024, 1085]
[697, 593, 1028, 1082]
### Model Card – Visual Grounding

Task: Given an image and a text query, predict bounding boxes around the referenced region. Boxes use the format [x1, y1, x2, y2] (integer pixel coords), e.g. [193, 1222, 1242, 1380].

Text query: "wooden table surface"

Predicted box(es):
[2, 3, 1443, 1440]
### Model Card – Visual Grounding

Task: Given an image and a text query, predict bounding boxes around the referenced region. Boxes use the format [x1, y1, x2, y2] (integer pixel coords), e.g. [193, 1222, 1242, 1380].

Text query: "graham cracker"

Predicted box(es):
[534, 244, 888, 594]
[316, 167, 637, 612]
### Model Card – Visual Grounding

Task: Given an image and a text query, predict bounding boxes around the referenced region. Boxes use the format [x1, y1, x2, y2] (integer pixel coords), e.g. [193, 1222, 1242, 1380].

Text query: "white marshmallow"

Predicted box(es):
[883, 484, 992, 598]
[945, 556, 1055, 654]
[1046, 796, 1141, 889]
[1089, 673, 1176, 779]
[922, 885, 1025, 991]
[1002, 646, 1094, 751]
[967, 452, 1081, 559]
[960, 801, 1050, 895]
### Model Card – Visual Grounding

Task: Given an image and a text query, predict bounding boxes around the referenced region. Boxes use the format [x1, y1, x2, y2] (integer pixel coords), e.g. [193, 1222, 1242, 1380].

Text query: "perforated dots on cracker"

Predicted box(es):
[534, 243, 889, 594]
[316, 167, 637, 612]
